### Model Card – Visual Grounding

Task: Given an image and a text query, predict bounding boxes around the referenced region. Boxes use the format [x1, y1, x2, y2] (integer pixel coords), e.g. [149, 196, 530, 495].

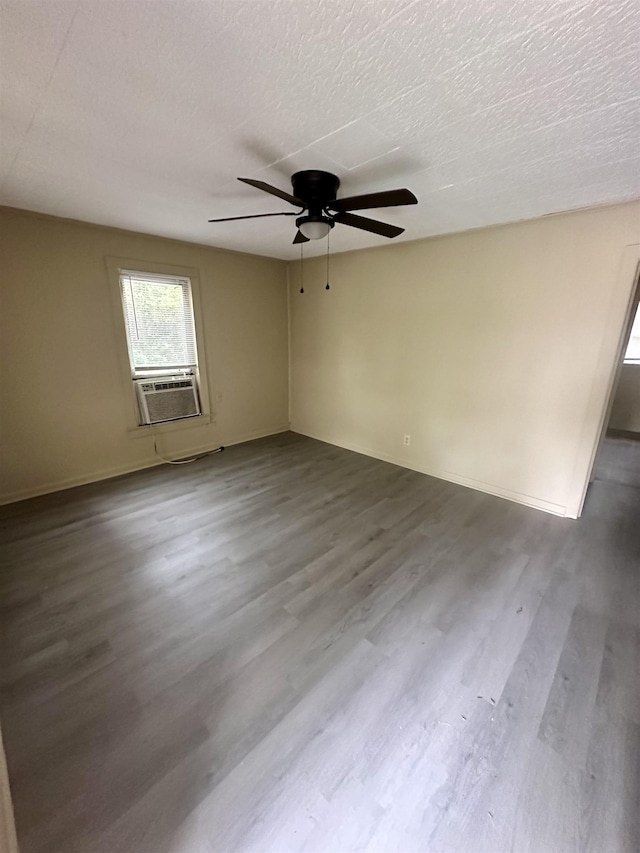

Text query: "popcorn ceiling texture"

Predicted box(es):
[0, 0, 638, 259]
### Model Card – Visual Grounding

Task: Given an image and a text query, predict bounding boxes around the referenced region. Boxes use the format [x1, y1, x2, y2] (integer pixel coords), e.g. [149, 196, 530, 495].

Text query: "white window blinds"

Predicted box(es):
[119, 271, 198, 374]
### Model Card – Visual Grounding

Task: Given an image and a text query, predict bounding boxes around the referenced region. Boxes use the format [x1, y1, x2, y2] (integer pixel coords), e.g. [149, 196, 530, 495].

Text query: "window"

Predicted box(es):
[119, 270, 198, 376]
[107, 258, 211, 434]
[114, 268, 207, 427]
[624, 301, 640, 364]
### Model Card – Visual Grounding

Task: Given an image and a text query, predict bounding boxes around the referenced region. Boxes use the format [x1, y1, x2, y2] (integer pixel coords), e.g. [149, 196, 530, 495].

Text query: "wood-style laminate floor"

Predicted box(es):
[0, 432, 638, 853]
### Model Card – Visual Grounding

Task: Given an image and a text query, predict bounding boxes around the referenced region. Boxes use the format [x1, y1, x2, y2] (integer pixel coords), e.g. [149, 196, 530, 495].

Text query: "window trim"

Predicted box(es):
[106, 256, 213, 437]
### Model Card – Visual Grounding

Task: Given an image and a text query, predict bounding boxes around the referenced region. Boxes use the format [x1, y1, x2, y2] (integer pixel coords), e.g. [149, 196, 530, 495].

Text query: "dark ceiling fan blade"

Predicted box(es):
[333, 211, 404, 238]
[330, 188, 417, 212]
[238, 177, 304, 207]
[293, 230, 309, 244]
[208, 211, 297, 223]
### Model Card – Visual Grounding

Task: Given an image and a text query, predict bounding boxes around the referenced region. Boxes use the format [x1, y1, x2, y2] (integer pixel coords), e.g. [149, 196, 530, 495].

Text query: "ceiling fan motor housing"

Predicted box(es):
[292, 170, 340, 215]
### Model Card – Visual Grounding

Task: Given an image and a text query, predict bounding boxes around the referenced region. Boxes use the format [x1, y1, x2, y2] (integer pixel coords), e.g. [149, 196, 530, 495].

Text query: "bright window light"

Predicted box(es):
[624, 302, 640, 364]
[119, 271, 198, 376]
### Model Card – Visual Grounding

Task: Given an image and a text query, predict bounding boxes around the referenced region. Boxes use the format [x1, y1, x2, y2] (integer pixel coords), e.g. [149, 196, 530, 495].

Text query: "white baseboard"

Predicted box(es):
[291, 427, 569, 518]
[1, 424, 568, 517]
[220, 425, 290, 449]
[0, 425, 290, 506]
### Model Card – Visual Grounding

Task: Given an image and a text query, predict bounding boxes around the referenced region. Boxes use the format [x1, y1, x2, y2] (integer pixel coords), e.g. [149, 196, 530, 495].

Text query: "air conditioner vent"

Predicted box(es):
[134, 376, 201, 425]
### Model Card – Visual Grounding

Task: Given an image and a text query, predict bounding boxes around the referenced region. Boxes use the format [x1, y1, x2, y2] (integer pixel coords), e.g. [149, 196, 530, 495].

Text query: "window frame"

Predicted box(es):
[106, 256, 213, 437]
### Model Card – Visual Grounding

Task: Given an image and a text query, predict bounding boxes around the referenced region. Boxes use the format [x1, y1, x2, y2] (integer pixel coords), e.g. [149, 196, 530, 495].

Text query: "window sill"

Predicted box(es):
[127, 412, 214, 439]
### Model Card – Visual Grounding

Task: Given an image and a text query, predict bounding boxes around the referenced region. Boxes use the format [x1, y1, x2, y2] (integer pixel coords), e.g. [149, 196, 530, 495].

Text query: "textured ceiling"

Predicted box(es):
[1, 0, 639, 260]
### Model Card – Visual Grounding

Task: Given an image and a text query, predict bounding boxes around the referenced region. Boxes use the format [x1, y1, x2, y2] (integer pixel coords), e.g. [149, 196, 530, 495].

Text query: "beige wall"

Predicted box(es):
[609, 364, 640, 433]
[3, 202, 638, 514]
[289, 202, 640, 518]
[0, 207, 289, 503]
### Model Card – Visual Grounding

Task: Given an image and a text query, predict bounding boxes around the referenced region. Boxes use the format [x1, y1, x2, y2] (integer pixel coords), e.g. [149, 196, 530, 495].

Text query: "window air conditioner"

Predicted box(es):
[135, 376, 201, 425]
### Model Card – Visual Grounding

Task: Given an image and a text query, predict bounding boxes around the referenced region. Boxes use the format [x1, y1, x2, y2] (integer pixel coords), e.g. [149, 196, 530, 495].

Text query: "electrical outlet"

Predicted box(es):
[403, 434, 411, 446]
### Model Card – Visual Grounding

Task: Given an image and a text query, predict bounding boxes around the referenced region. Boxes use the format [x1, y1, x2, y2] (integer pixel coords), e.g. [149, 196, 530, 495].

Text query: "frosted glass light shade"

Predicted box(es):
[299, 219, 331, 240]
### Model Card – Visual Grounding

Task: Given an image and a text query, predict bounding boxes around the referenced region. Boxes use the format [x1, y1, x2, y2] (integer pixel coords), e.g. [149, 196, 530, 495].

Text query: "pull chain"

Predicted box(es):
[299, 242, 304, 293]
[325, 228, 331, 290]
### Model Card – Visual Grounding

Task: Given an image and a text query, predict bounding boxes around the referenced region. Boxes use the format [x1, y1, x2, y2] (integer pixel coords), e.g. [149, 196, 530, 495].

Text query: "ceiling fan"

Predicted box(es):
[208, 170, 418, 244]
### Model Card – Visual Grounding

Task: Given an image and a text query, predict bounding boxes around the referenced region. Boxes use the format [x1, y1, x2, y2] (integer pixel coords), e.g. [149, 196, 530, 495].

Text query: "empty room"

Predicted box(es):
[1, 1, 639, 852]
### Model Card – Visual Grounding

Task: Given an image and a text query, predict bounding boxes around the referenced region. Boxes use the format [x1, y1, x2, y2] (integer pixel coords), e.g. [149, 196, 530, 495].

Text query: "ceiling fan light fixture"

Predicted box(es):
[297, 214, 333, 240]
